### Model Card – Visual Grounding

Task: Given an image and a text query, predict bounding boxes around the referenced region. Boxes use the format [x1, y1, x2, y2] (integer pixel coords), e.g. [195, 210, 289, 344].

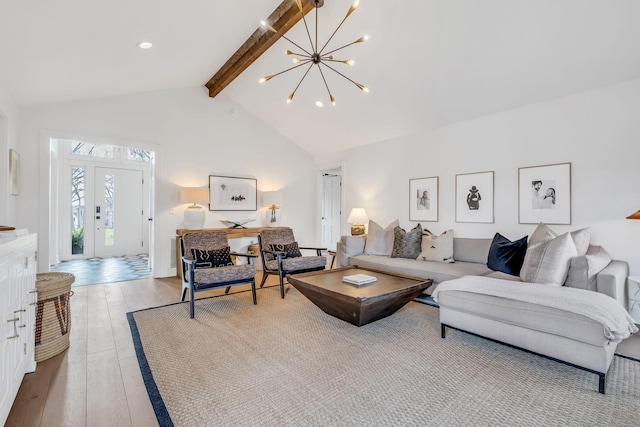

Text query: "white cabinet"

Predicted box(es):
[0, 234, 37, 425]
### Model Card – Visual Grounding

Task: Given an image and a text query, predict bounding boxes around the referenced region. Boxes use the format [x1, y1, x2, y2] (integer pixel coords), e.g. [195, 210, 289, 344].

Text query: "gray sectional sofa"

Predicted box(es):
[336, 232, 638, 393]
[336, 234, 629, 309]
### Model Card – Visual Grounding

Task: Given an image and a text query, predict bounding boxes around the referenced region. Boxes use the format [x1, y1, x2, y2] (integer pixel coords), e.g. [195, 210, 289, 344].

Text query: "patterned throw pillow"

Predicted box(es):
[268, 242, 302, 258]
[391, 224, 423, 259]
[191, 247, 234, 269]
[419, 229, 455, 263]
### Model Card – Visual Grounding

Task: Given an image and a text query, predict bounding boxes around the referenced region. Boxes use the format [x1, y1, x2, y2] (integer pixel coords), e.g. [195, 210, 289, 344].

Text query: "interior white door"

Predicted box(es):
[321, 174, 342, 250]
[94, 167, 144, 257]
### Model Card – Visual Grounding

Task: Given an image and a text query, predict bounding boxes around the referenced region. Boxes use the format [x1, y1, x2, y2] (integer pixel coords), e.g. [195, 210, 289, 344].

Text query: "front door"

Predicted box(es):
[94, 167, 144, 257]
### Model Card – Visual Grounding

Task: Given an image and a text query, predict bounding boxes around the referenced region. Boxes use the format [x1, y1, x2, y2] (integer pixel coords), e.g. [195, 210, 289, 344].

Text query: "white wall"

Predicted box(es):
[0, 84, 19, 226]
[342, 78, 640, 275]
[17, 86, 319, 277]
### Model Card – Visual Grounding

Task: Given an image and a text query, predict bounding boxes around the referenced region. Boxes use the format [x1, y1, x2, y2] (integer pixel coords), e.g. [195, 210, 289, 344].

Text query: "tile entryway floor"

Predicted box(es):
[51, 254, 152, 286]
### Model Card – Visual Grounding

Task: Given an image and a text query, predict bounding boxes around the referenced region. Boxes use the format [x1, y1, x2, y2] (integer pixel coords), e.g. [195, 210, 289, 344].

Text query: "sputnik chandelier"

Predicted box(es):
[259, 0, 369, 105]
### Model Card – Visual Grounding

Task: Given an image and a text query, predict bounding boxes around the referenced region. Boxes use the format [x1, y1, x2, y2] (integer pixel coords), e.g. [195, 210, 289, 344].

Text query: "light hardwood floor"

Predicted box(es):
[6, 274, 640, 426]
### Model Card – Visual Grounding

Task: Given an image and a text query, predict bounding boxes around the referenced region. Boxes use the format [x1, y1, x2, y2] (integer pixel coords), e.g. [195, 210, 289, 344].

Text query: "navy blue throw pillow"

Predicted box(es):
[487, 233, 528, 276]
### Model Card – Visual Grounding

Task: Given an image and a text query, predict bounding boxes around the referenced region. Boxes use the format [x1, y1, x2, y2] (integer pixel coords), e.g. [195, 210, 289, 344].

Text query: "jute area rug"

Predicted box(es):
[128, 286, 640, 427]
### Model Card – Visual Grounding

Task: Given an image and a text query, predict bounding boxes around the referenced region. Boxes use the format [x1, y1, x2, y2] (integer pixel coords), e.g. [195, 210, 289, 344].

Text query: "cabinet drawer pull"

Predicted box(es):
[29, 302, 37, 306]
[18, 324, 26, 328]
[14, 309, 26, 313]
[7, 334, 19, 339]
[7, 317, 19, 323]
[29, 290, 37, 294]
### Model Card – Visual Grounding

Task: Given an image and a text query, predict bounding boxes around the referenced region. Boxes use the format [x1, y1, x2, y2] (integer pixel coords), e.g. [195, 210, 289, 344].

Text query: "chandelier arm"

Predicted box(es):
[268, 27, 313, 56]
[315, 2, 319, 53]
[290, 63, 315, 98]
[318, 13, 351, 55]
[298, 3, 315, 53]
[316, 64, 334, 103]
[266, 60, 313, 81]
[322, 40, 360, 57]
[321, 62, 365, 90]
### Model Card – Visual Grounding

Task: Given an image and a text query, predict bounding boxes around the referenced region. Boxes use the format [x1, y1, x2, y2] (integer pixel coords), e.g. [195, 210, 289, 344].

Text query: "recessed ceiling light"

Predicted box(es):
[137, 41, 153, 49]
[315, 101, 323, 108]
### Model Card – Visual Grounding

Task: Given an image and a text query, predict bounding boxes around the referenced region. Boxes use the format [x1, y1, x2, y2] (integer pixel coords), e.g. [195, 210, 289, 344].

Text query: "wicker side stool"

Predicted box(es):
[35, 272, 75, 362]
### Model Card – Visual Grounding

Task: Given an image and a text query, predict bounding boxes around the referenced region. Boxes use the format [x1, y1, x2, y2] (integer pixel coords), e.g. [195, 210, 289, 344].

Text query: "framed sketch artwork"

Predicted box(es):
[409, 176, 439, 222]
[209, 175, 257, 211]
[518, 162, 571, 224]
[455, 171, 494, 223]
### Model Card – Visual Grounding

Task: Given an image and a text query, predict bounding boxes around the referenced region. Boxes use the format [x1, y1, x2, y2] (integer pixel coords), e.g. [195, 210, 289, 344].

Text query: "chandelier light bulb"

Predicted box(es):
[345, 60, 355, 66]
[285, 49, 293, 55]
[287, 93, 294, 103]
[330, 95, 336, 106]
[292, 57, 301, 64]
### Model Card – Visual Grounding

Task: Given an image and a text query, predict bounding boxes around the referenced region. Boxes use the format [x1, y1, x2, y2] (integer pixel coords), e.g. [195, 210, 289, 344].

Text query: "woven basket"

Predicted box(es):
[35, 272, 75, 362]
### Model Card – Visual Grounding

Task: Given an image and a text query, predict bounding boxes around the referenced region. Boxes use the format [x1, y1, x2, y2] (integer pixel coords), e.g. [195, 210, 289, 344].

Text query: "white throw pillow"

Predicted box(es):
[519, 232, 578, 286]
[564, 245, 612, 291]
[419, 229, 454, 263]
[363, 219, 399, 256]
[528, 223, 590, 256]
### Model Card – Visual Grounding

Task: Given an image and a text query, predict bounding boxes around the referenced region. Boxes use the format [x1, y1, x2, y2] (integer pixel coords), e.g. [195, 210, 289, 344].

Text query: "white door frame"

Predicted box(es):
[43, 131, 157, 271]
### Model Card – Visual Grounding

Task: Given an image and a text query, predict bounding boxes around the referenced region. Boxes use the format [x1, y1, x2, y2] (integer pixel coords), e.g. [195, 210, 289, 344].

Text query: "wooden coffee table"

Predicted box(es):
[287, 267, 432, 326]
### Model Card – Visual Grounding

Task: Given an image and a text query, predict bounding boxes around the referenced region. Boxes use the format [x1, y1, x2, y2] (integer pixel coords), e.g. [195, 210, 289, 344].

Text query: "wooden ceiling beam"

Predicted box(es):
[205, 0, 314, 98]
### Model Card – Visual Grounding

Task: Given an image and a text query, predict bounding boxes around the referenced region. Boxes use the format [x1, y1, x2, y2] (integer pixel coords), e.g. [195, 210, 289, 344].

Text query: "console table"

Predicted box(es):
[175, 227, 287, 278]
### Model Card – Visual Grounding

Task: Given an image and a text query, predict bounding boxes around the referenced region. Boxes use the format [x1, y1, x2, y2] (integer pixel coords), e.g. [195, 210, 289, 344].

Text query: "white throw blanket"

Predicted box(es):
[432, 276, 639, 342]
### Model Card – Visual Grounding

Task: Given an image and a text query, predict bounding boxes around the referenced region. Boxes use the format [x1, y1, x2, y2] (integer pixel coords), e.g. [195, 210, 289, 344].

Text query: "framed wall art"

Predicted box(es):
[518, 162, 571, 224]
[209, 175, 257, 211]
[9, 149, 19, 196]
[455, 171, 494, 223]
[409, 176, 439, 222]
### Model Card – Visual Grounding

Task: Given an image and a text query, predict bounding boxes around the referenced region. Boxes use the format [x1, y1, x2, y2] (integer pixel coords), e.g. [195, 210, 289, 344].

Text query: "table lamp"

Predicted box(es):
[263, 191, 283, 227]
[180, 187, 209, 229]
[347, 208, 368, 236]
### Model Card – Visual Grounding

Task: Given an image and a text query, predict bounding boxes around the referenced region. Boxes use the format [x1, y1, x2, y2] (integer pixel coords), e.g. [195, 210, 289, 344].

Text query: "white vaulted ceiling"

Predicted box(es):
[1, 0, 639, 157]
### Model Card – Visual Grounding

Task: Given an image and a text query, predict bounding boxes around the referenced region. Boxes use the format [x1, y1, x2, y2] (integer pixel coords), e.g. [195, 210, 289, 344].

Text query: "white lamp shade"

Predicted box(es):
[262, 190, 283, 207]
[180, 187, 209, 205]
[347, 208, 368, 224]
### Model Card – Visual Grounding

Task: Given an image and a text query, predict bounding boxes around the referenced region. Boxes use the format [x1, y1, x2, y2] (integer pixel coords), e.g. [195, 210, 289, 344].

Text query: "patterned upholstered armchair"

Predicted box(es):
[180, 231, 257, 318]
[258, 228, 327, 299]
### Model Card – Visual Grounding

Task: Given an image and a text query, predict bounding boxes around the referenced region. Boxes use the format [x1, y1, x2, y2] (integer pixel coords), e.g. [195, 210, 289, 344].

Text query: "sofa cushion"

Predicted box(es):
[391, 224, 422, 259]
[349, 254, 492, 284]
[486, 233, 528, 276]
[519, 232, 577, 285]
[419, 229, 454, 263]
[453, 238, 493, 264]
[364, 219, 399, 256]
[565, 245, 612, 291]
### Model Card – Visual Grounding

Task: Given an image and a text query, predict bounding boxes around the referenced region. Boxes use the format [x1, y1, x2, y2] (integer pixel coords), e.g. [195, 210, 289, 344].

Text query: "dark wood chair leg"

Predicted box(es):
[279, 271, 286, 299]
[251, 279, 257, 305]
[259, 272, 269, 288]
[225, 286, 231, 294]
[190, 284, 195, 319]
[180, 287, 187, 302]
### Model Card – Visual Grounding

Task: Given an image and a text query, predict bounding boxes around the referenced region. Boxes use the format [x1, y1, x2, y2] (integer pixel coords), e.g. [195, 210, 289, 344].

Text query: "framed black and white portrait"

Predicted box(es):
[209, 175, 257, 211]
[518, 162, 571, 224]
[455, 171, 494, 223]
[409, 176, 439, 222]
